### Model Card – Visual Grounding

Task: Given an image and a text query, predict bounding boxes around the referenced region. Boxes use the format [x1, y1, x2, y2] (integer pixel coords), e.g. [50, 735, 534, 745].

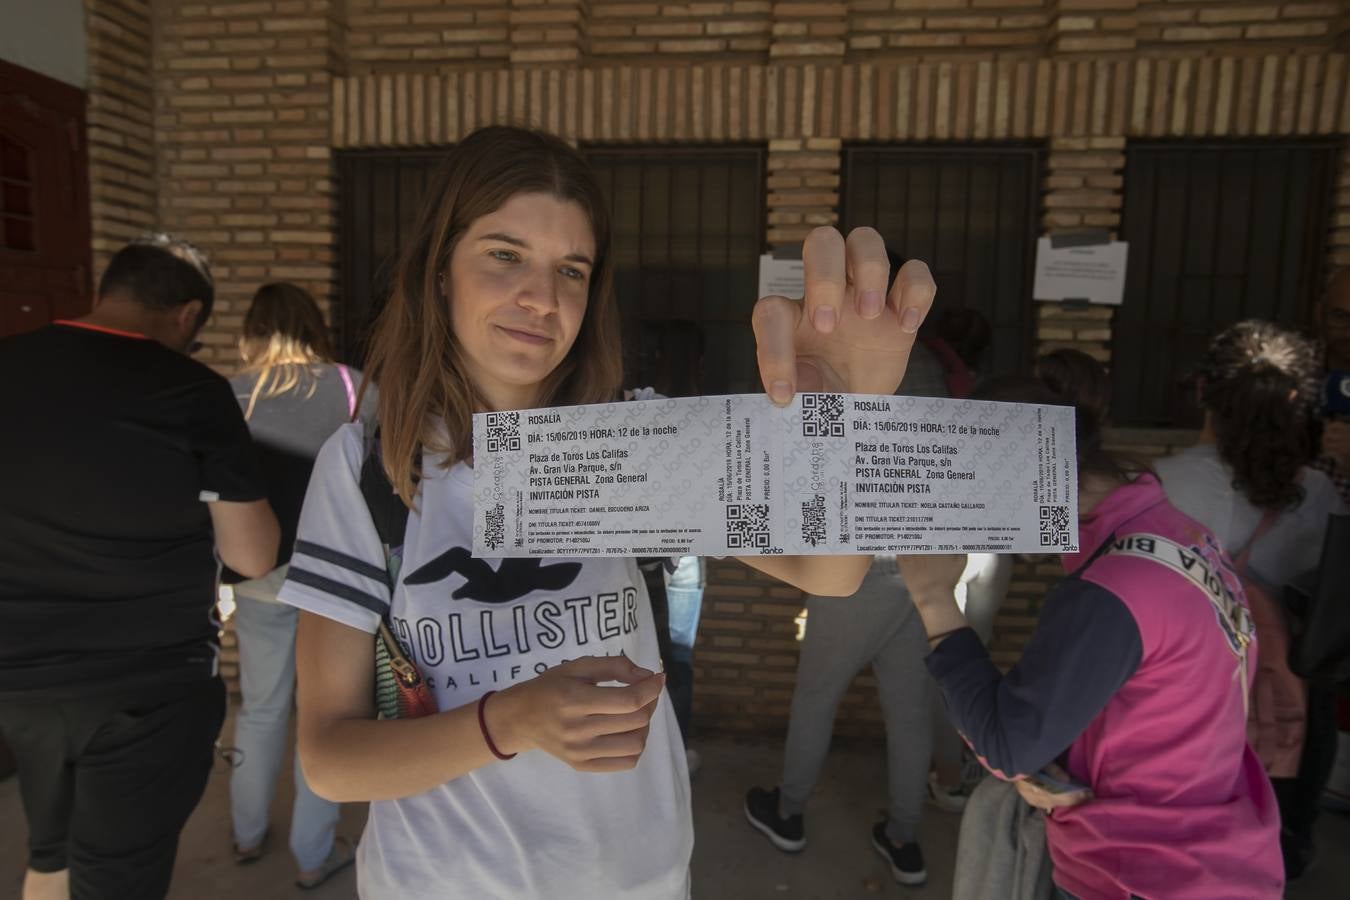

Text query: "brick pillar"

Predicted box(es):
[511, 0, 587, 65]
[85, 0, 157, 277]
[765, 138, 841, 246]
[1052, 0, 1138, 54]
[155, 1, 342, 373]
[1037, 136, 1125, 364]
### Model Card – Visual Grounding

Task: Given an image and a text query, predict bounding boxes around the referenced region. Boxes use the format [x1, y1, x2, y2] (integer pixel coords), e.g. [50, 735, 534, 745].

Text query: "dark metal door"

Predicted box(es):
[841, 145, 1042, 379]
[336, 149, 444, 365]
[1114, 141, 1337, 428]
[586, 146, 765, 396]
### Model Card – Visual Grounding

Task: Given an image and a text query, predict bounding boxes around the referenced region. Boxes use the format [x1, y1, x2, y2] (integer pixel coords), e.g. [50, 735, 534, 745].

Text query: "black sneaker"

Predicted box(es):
[744, 786, 806, 852]
[871, 821, 927, 886]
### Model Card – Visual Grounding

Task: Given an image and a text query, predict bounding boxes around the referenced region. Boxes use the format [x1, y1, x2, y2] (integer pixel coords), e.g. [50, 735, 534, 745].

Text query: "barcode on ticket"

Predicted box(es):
[484, 502, 506, 551]
[801, 494, 827, 547]
[726, 504, 771, 549]
[1039, 504, 1071, 548]
[485, 412, 521, 453]
[801, 393, 845, 438]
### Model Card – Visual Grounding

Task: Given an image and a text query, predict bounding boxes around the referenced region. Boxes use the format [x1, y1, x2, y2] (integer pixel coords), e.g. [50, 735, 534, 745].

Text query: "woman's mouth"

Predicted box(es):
[497, 325, 552, 346]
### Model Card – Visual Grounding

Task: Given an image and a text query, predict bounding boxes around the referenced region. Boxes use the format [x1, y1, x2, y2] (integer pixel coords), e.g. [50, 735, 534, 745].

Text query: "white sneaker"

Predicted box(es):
[926, 771, 968, 814]
[685, 748, 702, 777]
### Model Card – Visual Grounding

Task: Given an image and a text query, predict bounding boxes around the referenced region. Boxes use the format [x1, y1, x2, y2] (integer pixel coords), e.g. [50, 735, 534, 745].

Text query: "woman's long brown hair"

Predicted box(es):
[362, 126, 622, 507]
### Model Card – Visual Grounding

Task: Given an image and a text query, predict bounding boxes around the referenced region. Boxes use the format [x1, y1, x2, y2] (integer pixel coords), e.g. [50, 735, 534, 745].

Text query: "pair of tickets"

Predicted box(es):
[471, 393, 1079, 558]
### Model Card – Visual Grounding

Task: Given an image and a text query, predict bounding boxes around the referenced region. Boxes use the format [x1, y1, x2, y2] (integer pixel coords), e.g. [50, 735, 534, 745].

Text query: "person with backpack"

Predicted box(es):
[274, 125, 936, 899]
[221, 282, 377, 888]
[897, 370, 1284, 900]
[1154, 320, 1344, 879]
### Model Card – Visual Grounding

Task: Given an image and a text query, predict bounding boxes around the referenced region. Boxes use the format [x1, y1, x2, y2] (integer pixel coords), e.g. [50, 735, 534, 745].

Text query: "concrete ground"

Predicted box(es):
[2, 707, 1347, 898]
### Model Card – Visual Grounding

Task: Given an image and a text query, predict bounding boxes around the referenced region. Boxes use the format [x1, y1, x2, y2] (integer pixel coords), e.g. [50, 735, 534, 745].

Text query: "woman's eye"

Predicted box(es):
[489, 249, 519, 263]
[560, 266, 586, 281]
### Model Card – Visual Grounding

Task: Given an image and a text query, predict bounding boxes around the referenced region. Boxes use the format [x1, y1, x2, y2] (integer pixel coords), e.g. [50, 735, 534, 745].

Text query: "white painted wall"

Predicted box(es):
[0, 0, 87, 88]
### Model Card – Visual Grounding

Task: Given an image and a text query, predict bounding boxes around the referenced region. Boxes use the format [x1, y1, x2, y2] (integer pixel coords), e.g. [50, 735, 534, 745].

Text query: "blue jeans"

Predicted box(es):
[665, 584, 703, 740]
[228, 591, 338, 871]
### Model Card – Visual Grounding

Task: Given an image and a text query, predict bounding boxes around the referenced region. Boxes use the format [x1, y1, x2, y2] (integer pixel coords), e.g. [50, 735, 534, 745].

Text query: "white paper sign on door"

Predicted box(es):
[1032, 238, 1129, 305]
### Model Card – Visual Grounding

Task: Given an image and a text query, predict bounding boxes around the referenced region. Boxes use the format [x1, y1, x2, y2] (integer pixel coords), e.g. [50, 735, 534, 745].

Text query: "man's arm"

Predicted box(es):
[209, 498, 280, 579]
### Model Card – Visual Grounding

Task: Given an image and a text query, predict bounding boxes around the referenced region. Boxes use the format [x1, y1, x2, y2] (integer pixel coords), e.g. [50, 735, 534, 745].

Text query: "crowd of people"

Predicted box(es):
[0, 123, 1346, 900]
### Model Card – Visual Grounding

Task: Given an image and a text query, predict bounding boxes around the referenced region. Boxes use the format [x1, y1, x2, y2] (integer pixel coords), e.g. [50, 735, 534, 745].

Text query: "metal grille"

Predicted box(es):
[1114, 141, 1337, 428]
[841, 145, 1042, 379]
[337, 149, 444, 364]
[585, 146, 765, 395]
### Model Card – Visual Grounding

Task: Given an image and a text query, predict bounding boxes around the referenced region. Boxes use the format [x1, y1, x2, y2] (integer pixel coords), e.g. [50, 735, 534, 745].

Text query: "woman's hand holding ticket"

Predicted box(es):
[487, 655, 667, 773]
[752, 226, 936, 405]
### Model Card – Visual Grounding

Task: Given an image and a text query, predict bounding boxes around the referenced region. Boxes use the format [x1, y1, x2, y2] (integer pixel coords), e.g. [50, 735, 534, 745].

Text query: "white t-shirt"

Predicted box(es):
[279, 425, 692, 900]
[1155, 443, 1346, 587]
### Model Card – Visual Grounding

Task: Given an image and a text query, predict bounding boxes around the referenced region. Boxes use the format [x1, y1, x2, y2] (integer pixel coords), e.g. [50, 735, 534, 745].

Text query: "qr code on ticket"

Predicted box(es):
[1039, 505, 1071, 548]
[485, 412, 521, 453]
[802, 393, 845, 438]
[801, 494, 827, 547]
[726, 504, 771, 550]
[483, 503, 506, 551]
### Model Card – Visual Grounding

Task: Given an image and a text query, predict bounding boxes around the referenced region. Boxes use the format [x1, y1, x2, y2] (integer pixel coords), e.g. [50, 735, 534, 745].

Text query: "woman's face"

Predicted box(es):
[446, 192, 595, 410]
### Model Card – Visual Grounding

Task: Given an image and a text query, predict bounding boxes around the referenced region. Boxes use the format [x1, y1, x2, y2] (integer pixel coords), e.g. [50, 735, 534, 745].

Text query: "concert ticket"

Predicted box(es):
[471, 393, 1078, 558]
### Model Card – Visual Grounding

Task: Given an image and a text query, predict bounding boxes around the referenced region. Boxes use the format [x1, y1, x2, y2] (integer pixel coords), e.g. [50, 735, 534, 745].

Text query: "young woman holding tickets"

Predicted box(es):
[277, 125, 935, 899]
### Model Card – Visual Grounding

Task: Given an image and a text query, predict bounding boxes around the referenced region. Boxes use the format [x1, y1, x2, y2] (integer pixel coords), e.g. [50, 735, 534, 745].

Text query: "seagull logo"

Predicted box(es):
[403, 547, 582, 604]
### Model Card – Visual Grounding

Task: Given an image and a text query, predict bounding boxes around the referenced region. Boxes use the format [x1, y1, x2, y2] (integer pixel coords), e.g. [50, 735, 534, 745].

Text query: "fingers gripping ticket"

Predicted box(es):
[752, 227, 937, 406]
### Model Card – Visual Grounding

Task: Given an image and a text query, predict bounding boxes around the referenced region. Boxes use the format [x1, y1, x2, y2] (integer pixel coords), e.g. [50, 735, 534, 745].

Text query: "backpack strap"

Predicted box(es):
[358, 421, 411, 564]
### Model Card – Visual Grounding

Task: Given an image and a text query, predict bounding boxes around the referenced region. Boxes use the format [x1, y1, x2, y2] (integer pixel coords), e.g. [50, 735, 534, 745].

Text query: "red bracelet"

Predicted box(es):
[477, 690, 516, 761]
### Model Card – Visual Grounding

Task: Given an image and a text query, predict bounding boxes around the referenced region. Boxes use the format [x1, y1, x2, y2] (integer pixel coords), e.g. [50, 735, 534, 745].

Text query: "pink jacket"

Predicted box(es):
[1053, 476, 1283, 899]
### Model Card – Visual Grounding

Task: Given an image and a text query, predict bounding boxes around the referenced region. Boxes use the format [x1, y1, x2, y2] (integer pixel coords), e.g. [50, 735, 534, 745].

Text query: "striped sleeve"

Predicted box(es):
[277, 423, 390, 634]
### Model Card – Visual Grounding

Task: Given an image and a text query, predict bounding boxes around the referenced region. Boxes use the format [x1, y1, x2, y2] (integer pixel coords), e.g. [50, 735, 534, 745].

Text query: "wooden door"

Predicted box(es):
[0, 59, 90, 338]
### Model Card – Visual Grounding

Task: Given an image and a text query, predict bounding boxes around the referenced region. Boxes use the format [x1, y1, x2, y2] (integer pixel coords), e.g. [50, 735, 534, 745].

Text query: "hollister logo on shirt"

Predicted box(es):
[406, 548, 583, 602]
[391, 545, 643, 692]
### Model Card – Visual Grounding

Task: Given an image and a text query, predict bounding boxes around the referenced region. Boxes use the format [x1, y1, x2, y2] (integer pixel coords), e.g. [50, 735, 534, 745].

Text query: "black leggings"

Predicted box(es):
[0, 678, 225, 900]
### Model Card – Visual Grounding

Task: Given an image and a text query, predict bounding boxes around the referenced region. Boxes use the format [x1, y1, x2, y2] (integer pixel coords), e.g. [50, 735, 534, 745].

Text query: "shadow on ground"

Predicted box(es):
[2, 706, 1346, 898]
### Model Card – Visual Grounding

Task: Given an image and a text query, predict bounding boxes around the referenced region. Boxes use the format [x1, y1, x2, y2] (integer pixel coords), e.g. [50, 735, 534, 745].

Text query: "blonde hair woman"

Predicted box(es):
[224, 282, 375, 889]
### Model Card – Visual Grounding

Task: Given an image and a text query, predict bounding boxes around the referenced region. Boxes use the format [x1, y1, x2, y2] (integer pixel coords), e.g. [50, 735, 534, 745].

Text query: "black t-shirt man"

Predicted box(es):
[0, 322, 266, 699]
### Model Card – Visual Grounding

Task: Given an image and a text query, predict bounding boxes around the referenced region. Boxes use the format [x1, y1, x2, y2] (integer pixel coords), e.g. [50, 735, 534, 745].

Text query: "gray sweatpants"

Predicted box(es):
[778, 558, 932, 844]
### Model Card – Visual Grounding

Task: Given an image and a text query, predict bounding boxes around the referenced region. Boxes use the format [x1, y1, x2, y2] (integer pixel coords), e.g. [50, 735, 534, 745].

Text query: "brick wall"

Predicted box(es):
[85, 0, 156, 278]
[1137, 1, 1343, 50]
[154, 0, 338, 370]
[87, 0, 1350, 733]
